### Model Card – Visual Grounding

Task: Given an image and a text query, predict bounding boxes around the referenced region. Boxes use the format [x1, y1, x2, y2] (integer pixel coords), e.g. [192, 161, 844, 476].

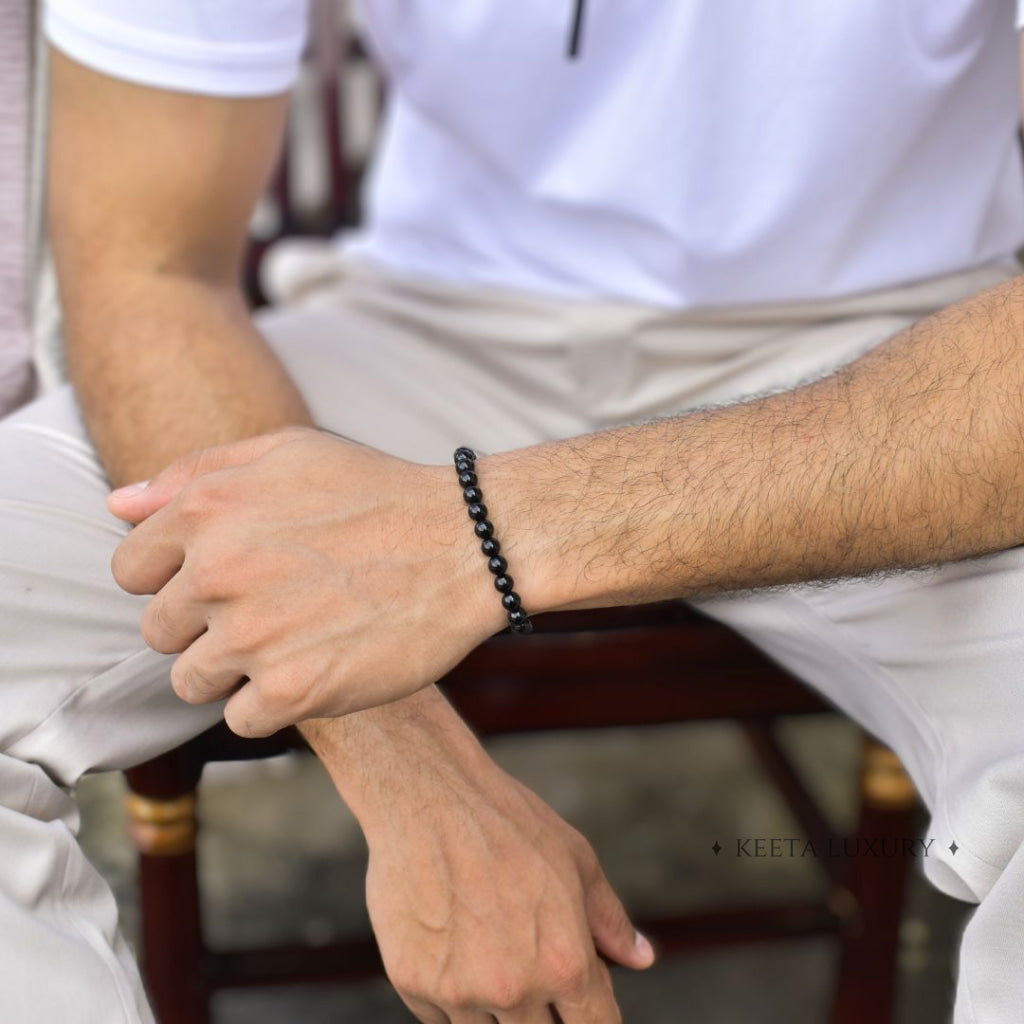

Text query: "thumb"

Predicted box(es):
[584, 869, 656, 971]
[107, 427, 310, 523]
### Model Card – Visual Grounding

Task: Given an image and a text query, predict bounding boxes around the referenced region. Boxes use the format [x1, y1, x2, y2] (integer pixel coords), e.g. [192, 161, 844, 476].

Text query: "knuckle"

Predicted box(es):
[188, 554, 229, 602]
[223, 699, 260, 739]
[568, 825, 596, 860]
[385, 960, 426, 1000]
[175, 448, 206, 478]
[483, 972, 526, 1011]
[217, 599, 269, 657]
[175, 478, 220, 524]
[435, 975, 471, 1010]
[261, 663, 308, 709]
[110, 545, 132, 589]
[140, 599, 179, 653]
[544, 946, 590, 992]
[169, 659, 191, 700]
[170, 659, 215, 703]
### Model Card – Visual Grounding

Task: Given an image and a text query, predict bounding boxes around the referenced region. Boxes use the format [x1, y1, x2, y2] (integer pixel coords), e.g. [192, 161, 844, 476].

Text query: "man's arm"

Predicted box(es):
[491, 274, 1024, 613]
[108, 272, 1024, 729]
[52, 50, 649, 1021]
[48, 50, 311, 484]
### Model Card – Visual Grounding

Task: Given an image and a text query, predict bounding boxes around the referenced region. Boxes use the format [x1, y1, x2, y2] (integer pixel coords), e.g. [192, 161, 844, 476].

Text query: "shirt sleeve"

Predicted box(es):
[44, 0, 309, 97]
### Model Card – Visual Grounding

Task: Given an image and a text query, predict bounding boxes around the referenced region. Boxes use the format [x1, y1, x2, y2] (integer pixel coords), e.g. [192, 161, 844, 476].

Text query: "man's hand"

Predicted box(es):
[108, 428, 505, 737]
[368, 771, 647, 1022]
[303, 689, 655, 1023]
[109, 431, 657, 1021]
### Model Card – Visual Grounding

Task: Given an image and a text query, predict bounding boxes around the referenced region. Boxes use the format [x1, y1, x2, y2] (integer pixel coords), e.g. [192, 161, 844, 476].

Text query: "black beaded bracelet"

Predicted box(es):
[453, 447, 533, 635]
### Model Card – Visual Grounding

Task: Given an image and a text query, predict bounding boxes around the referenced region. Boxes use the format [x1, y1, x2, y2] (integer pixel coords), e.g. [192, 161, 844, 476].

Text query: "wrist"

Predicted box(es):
[478, 426, 699, 613]
[300, 687, 497, 837]
[476, 445, 599, 615]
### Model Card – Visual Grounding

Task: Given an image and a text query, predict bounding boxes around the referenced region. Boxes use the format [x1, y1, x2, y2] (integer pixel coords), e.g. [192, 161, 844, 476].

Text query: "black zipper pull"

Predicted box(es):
[567, 0, 586, 59]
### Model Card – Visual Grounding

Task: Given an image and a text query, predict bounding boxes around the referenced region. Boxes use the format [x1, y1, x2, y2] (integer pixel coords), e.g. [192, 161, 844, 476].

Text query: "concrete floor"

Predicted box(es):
[78, 716, 971, 1023]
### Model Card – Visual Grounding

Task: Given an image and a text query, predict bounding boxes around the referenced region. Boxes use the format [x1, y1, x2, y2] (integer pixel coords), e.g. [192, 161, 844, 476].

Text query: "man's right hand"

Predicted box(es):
[302, 689, 654, 1023]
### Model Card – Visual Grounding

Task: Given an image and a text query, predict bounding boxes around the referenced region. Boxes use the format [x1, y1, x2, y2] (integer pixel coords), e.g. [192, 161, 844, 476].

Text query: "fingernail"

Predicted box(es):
[110, 480, 149, 499]
[634, 931, 655, 964]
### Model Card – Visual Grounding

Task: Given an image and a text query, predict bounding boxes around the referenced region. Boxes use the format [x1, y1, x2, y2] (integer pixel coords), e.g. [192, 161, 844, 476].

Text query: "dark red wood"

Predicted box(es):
[831, 757, 918, 1024]
[125, 744, 203, 802]
[199, 900, 843, 992]
[205, 939, 383, 989]
[635, 902, 842, 953]
[444, 623, 829, 734]
[135, 849, 209, 1024]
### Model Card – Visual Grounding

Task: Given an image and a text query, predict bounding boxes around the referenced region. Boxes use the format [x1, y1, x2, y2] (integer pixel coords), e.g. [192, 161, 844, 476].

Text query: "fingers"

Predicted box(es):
[139, 570, 208, 654]
[444, 1002, 558, 1023]
[222, 673, 294, 739]
[169, 632, 245, 705]
[111, 508, 185, 595]
[107, 426, 312, 524]
[403, 976, 613, 1024]
[581, 853, 655, 971]
[112, 454, 264, 596]
[398, 994, 451, 1024]
[553, 959, 621, 1024]
[493, 1006, 558, 1023]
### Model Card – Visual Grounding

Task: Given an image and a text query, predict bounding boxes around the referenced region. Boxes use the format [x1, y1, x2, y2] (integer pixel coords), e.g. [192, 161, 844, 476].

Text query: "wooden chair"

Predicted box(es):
[125, 603, 918, 1023]
[125, 6, 918, 1019]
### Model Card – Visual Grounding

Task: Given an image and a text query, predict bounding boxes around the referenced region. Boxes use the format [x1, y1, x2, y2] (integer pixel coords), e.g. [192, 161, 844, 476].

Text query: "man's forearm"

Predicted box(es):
[62, 274, 312, 486]
[64, 276, 466, 793]
[491, 275, 1024, 611]
[67, 274, 497, 825]
[300, 685, 493, 832]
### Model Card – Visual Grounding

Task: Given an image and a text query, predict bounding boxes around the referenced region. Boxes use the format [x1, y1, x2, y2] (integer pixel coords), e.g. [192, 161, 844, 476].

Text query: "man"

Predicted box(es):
[6, 0, 1024, 1021]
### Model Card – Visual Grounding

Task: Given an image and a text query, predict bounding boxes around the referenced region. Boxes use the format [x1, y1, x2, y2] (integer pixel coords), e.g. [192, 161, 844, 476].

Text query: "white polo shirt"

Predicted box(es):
[45, 0, 1024, 309]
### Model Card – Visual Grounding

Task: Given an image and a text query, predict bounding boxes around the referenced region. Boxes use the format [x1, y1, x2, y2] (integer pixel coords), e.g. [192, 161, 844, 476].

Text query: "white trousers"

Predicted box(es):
[1, 253, 1021, 1022]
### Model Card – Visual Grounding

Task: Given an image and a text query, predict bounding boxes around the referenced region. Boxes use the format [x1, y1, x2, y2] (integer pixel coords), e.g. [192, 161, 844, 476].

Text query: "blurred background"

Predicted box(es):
[82, 715, 970, 1022]
[78, 3, 975, 1021]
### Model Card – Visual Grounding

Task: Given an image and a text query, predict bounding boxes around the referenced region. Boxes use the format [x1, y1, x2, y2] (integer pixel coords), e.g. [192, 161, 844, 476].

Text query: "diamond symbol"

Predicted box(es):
[712, 841, 722, 856]
[949, 841, 959, 856]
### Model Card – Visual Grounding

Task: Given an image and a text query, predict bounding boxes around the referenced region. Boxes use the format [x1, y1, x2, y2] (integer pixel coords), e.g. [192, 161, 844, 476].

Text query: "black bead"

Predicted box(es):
[494, 574, 515, 594]
[508, 610, 532, 634]
[481, 537, 501, 557]
[458, 470, 477, 488]
[474, 520, 494, 539]
[454, 447, 476, 464]
[487, 555, 508, 575]
[462, 485, 483, 504]
[502, 591, 522, 611]
[467, 502, 489, 522]
[455, 460, 473, 475]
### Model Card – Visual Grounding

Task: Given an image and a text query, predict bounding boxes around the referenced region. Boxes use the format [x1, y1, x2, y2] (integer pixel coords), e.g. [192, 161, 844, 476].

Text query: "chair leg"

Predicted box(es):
[830, 737, 918, 1024]
[125, 790, 209, 1024]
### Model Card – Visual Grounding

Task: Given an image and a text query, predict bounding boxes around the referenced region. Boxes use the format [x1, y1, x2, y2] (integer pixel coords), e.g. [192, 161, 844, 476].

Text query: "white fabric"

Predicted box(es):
[0, 256, 1018, 1021]
[44, 0, 309, 97]
[0, 1, 35, 417]
[44, 0, 1024, 308]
